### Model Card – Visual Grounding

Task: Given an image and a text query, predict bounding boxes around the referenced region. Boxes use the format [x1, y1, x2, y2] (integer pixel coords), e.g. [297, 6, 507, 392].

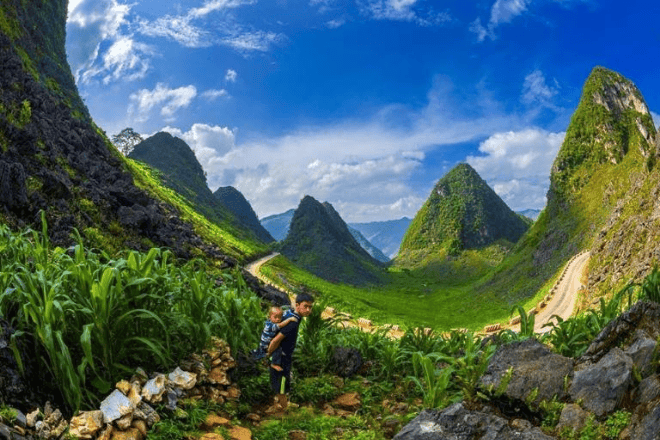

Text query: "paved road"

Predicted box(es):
[533, 251, 591, 333]
[245, 252, 280, 279]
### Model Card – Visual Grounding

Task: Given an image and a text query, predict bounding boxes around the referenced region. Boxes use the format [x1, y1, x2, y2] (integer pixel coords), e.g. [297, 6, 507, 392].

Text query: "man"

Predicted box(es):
[267, 292, 314, 394]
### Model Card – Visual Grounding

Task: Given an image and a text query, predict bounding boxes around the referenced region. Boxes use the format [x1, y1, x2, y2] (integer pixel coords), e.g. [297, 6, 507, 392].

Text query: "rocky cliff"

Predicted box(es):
[0, 0, 237, 261]
[280, 195, 384, 285]
[473, 67, 659, 304]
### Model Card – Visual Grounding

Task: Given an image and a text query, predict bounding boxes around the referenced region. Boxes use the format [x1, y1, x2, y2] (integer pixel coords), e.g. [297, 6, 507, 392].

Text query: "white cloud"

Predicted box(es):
[471, 0, 532, 41]
[220, 31, 285, 52]
[466, 128, 565, 210]
[225, 69, 238, 82]
[359, 0, 452, 26]
[136, 0, 284, 52]
[326, 19, 346, 29]
[201, 89, 229, 101]
[128, 83, 198, 122]
[66, 0, 144, 84]
[522, 70, 559, 108]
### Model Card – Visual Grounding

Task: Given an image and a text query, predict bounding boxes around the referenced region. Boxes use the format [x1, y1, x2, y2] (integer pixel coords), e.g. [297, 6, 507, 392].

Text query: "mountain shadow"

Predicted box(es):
[280, 196, 384, 285]
[129, 132, 273, 244]
[213, 186, 274, 243]
[474, 66, 658, 304]
[397, 163, 529, 269]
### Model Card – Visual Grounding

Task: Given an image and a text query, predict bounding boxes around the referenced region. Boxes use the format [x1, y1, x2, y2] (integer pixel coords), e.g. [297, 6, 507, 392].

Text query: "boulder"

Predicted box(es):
[480, 338, 574, 407]
[628, 404, 660, 440]
[330, 347, 363, 378]
[556, 404, 589, 433]
[636, 375, 660, 404]
[168, 367, 197, 390]
[569, 348, 633, 417]
[393, 403, 554, 440]
[141, 375, 166, 403]
[69, 410, 104, 439]
[624, 331, 657, 378]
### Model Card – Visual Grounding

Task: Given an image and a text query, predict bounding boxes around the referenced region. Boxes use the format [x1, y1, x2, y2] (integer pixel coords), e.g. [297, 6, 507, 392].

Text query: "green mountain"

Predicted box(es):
[397, 163, 529, 267]
[129, 132, 273, 244]
[0, 0, 265, 261]
[213, 186, 274, 243]
[476, 66, 658, 304]
[280, 195, 384, 285]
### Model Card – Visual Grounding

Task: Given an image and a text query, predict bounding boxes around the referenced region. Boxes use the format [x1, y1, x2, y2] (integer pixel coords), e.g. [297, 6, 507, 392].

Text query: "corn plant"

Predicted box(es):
[409, 352, 457, 408]
[439, 335, 496, 402]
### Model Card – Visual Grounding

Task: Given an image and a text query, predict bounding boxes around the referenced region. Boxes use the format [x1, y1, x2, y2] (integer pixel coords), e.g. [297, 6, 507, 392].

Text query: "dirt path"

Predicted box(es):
[532, 251, 590, 333]
[245, 252, 281, 279]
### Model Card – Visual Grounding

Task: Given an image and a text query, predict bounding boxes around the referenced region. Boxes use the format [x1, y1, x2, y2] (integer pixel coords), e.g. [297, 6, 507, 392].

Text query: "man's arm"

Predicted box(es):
[267, 332, 285, 356]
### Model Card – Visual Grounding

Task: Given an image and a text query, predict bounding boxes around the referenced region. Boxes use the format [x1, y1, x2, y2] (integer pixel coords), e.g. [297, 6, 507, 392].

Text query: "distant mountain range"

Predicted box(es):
[280, 196, 384, 285]
[349, 218, 411, 259]
[517, 209, 542, 221]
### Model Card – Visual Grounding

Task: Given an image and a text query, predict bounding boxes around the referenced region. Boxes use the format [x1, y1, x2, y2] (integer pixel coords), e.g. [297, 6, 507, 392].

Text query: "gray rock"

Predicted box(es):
[480, 338, 574, 407]
[570, 348, 633, 417]
[393, 403, 554, 440]
[625, 331, 657, 378]
[636, 375, 660, 404]
[556, 403, 589, 433]
[629, 404, 660, 440]
[100, 389, 134, 424]
[12, 411, 25, 429]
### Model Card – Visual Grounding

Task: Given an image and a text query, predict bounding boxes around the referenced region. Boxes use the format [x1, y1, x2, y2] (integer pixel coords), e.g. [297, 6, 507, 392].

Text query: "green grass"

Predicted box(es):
[124, 159, 268, 263]
[259, 251, 533, 332]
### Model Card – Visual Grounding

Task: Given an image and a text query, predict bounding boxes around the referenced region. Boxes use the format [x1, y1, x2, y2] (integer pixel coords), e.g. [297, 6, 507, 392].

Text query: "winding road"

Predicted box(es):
[531, 251, 590, 333]
[244, 251, 591, 336]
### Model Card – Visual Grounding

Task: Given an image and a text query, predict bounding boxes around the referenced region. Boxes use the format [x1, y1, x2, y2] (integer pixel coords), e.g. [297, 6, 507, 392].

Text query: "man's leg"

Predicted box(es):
[270, 355, 292, 394]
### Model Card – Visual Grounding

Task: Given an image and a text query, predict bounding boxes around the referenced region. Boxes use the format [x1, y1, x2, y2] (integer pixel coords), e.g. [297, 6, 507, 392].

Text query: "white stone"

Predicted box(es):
[168, 367, 197, 390]
[100, 389, 134, 424]
[141, 374, 167, 403]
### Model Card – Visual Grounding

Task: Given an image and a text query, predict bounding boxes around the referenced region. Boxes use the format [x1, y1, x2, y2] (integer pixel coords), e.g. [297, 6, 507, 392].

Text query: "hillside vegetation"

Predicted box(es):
[0, 0, 266, 262]
[471, 67, 658, 306]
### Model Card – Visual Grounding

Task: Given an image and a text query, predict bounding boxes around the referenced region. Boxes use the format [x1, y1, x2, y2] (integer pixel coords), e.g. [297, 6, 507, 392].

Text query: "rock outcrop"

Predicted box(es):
[396, 300, 660, 439]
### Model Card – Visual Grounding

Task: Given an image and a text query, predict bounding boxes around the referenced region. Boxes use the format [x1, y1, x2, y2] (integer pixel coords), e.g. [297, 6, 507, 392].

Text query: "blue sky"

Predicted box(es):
[66, 0, 660, 223]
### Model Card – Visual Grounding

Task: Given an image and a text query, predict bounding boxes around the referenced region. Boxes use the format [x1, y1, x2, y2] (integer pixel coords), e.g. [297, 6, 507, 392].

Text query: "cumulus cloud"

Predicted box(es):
[471, 0, 532, 41]
[66, 0, 146, 84]
[128, 83, 198, 122]
[467, 128, 565, 210]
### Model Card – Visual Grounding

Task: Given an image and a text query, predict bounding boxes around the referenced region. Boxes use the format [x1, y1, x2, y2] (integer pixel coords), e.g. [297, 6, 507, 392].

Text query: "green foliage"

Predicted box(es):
[0, 99, 32, 128]
[0, 218, 264, 413]
[254, 407, 383, 440]
[559, 411, 631, 440]
[639, 266, 660, 303]
[409, 353, 456, 408]
[290, 374, 342, 404]
[0, 405, 18, 424]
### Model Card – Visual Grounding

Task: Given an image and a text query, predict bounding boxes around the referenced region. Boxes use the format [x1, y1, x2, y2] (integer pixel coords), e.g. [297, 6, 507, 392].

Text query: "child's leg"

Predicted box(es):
[271, 347, 283, 371]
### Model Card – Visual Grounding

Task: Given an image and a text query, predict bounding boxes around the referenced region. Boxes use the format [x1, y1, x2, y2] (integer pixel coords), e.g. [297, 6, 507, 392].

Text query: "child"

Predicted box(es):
[254, 306, 298, 371]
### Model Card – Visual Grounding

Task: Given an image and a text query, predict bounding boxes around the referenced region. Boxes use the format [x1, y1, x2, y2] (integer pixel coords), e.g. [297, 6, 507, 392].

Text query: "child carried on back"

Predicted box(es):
[254, 306, 298, 371]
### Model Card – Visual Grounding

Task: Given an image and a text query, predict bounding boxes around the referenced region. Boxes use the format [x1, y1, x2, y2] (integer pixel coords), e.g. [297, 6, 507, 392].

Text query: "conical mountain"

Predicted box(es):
[130, 132, 211, 203]
[129, 132, 273, 243]
[280, 196, 384, 285]
[397, 163, 529, 266]
[213, 186, 274, 243]
[475, 66, 658, 303]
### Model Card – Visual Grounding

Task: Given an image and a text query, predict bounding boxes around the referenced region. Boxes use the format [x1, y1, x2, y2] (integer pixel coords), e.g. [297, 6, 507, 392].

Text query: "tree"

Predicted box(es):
[112, 128, 143, 156]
